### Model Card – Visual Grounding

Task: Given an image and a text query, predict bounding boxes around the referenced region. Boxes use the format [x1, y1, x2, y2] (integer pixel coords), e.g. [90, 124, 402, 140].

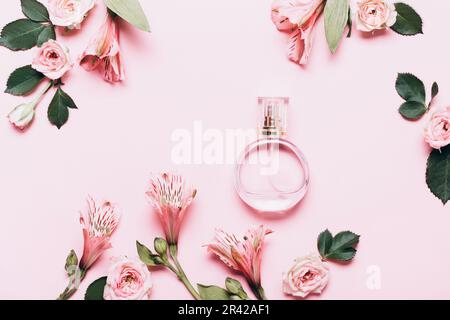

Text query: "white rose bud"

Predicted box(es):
[7, 102, 36, 130]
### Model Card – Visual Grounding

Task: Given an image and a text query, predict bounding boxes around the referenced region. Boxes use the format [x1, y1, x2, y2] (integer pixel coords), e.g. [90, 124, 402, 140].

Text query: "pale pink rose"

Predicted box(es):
[283, 254, 329, 298]
[80, 14, 125, 83]
[47, 0, 95, 29]
[207, 225, 272, 299]
[103, 257, 152, 300]
[79, 196, 120, 271]
[271, 0, 325, 65]
[31, 40, 73, 80]
[425, 106, 450, 150]
[145, 173, 196, 245]
[353, 0, 397, 32]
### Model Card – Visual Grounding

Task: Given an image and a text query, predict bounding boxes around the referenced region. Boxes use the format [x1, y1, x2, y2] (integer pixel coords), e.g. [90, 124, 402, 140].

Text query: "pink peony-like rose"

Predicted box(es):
[47, 0, 95, 29]
[353, 0, 397, 32]
[425, 106, 450, 150]
[271, 0, 325, 65]
[31, 40, 73, 80]
[283, 254, 329, 298]
[103, 257, 152, 300]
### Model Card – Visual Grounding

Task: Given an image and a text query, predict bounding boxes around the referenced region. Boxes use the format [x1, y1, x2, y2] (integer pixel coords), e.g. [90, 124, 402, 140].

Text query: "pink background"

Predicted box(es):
[1, 0, 449, 300]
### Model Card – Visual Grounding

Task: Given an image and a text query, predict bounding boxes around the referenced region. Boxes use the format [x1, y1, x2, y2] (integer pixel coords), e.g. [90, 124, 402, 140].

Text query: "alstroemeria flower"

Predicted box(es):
[146, 173, 197, 245]
[271, 0, 325, 65]
[80, 14, 125, 83]
[79, 196, 120, 270]
[207, 225, 272, 299]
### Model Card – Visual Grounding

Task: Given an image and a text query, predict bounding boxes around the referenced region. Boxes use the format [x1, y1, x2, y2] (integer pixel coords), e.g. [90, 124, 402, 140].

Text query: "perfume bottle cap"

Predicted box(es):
[258, 97, 288, 137]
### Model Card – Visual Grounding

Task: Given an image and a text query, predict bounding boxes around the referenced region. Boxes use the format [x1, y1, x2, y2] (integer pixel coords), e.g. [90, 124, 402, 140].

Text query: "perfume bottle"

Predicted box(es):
[235, 97, 310, 213]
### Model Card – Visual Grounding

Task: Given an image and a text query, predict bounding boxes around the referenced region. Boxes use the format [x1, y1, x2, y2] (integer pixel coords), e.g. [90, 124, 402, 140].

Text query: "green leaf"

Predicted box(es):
[426, 146, 450, 205]
[346, 7, 352, 38]
[324, 0, 349, 53]
[104, 0, 150, 32]
[37, 26, 56, 46]
[136, 241, 164, 266]
[317, 229, 333, 258]
[431, 82, 439, 100]
[399, 101, 426, 120]
[48, 87, 77, 129]
[21, 0, 50, 22]
[5, 65, 45, 96]
[85, 277, 107, 300]
[225, 278, 248, 300]
[395, 73, 426, 103]
[64, 250, 78, 277]
[325, 231, 360, 261]
[0, 19, 46, 51]
[197, 284, 231, 300]
[391, 3, 423, 36]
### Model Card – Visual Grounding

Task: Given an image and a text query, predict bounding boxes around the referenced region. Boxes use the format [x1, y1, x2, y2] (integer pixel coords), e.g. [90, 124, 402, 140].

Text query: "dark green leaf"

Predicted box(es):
[391, 3, 423, 36]
[324, 231, 360, 262]
[431, 82, 439, 100]
[395, 73, 426, 103]
[327, 231, 360, 261]
[104, 0, 150, 32]
[48, 87, 77, 129]
[325, 247, 357, 261]
[399, 101, 427, 120]
[426, 146, 450, 205]
[0, 19, 46, 51]
[85, 277, 107, 300]
[197, 284, 231, 300]
[5, 65, 45, 96]
[21, 0, 50, 22]
[317, 229, 333, 258]
[347, 6, 352, 38]
[64, 249, 78, 277]
[324, 0, 349, 53]
[37, 25, 56, 46]
[225, 278, 248, 300]
[136, 241, 163, 266]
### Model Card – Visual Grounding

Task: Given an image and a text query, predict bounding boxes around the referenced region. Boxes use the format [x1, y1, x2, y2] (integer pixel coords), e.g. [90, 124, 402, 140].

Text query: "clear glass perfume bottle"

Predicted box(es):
[235, 97, 310, 213]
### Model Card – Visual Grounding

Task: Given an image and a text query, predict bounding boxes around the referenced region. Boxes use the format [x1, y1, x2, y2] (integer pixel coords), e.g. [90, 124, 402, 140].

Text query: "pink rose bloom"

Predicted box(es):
[207, 225, 272, 300]
[103, 257, 152, 300]
[283, 254, 329, 298]
[425, 106, 450, 150]
[80, 14, 125, 83]
[145, 173, 196, 245]
[31, 40, 73, 80]
[353, 0, 397, 32]
[47, 0, 95, 29]
[271, 0, 325, 65]
[79, 196, 120, 271]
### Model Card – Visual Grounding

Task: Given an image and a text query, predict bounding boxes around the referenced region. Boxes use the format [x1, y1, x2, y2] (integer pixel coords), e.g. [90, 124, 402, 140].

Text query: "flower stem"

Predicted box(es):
[57, 268, 86, 300]
[169, 244, 202, 300]
[249, 282, 267, 300]
[32, 80, 54, 108]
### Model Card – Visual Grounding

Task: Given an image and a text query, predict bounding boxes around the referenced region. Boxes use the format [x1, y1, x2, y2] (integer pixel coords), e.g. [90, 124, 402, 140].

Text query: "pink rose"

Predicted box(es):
[353, 0, 397, 32]
[425, 106, 450, 150]
[31, 40, 73, 80]
[283, 254, 329, 298]
[47, 0, 95, 29]
[103, 257, 152, 300]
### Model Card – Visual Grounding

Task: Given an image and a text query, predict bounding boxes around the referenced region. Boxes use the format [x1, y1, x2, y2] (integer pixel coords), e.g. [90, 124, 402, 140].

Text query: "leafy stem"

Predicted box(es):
[31, 80, 53, 107]
[168, 244, 202, 300]
[57, 268, 86, 300]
